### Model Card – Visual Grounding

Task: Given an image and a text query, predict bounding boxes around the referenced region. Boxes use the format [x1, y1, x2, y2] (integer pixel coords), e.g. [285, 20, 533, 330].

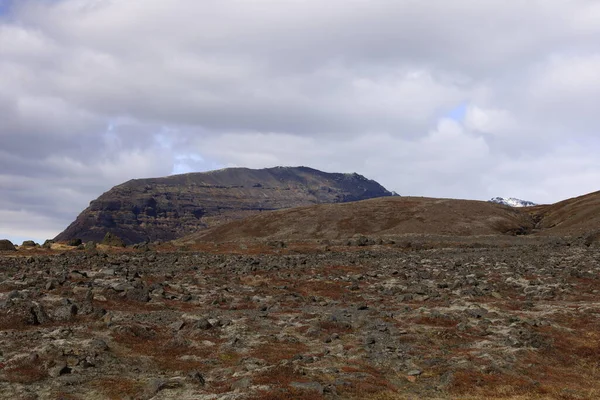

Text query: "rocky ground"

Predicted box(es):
[1, 238, 600, 399]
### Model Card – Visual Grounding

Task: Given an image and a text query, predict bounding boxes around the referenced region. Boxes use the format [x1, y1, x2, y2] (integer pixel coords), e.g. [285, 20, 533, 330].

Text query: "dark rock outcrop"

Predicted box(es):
[0, 239, 16, 251]
[68, 238, 82, 247]
[101, 232, 126, 247]
[55, 166, 393, 245]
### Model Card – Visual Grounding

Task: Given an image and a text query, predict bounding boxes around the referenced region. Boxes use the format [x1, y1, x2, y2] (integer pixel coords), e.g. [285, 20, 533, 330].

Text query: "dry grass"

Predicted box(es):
[448, 370, 541, 398]
[93, 298, 164, 313]
[249, 389, 325, 400]
[0, 311, 31, 331]
[249, 341, 310, 364]
[443, 315, 600, 399]
[3, 363, 48, 384]
[252, 364, 309, 386]
[295, 280, 348, 300]
[111, 324, 216, 372]
[317, 319, 354, 334]
[411, 315, 459, 328]
[337, 364, 398, 397]
[89, 377, 144, 400]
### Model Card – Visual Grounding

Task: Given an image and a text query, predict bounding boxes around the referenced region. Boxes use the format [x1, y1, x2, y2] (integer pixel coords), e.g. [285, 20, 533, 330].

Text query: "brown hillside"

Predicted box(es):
[185, 196, 535, 243]
[530, 190, 600, 235]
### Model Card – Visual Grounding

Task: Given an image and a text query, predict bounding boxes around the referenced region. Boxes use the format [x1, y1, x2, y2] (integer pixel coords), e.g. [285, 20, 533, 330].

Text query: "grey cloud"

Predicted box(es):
[1, 0, 600, 240]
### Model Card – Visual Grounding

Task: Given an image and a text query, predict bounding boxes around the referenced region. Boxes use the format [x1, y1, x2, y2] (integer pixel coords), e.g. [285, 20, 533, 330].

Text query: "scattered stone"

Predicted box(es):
[45, 280, 58, 290]
[49, 361, 72, 377]
[365, 337, 377, 345]
[53, 303, 78, 322]
[31, 302, 50, 325]
[267, 240, 286, 248]
[89, 338, 109, 352]
[195, 318, 213, 330]
[126, 288, 150, 302]
[169, 320, 185, 331]
[290, 382, 324, 394]
[188, 371, 206, 386]
[144, 378, 182, 397]
[231, 377, 252, 390]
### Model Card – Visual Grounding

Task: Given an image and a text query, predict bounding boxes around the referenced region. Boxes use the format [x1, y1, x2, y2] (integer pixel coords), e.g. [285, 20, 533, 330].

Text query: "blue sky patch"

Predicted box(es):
[445, 102, 468, 122]
[0, 0, 13, 15]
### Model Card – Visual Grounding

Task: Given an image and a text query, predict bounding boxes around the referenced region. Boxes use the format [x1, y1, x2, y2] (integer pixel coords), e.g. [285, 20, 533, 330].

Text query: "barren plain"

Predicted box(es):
[1, 234, 600, 400]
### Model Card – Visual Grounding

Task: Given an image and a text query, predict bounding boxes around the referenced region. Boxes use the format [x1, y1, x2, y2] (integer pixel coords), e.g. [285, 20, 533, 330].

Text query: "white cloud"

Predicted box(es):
[529, 55, 600, 116]
[464, 106, 516, 135]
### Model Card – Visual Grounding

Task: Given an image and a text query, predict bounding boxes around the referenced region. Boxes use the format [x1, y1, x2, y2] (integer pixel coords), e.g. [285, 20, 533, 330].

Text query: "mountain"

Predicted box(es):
[489, 197, 537, 207]
[54, 166, 393, 244]
[185, 196, 535, 243]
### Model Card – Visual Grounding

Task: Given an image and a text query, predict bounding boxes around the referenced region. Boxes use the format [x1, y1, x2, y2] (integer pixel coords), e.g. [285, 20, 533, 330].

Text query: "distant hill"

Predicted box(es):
[184, 190, 600, 244]
[489, 197, 537, 207]
[529, 190, 600, 236]
[185, 196, 536, 243]
[54, 166, 393, 244]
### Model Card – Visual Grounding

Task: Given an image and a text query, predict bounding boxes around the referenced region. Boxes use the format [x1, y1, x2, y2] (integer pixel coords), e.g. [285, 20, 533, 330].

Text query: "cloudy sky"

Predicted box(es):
[1, 0, 600, 243]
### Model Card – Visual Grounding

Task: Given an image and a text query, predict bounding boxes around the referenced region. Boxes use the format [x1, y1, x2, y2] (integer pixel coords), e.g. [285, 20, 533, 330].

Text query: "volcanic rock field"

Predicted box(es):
[1, 236, 600, 399]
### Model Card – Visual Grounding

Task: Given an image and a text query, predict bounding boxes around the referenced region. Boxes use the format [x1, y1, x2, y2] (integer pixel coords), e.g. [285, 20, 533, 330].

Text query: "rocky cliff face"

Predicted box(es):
[54, 166, 393, 244]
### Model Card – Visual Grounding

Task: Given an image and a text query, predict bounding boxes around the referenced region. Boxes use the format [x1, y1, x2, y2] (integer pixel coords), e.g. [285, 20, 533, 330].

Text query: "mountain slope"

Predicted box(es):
[185, 196, 535, 243]
[54, 166, 393, 244]
[186, 190, 600, 245]
[529, 190, 600, 236]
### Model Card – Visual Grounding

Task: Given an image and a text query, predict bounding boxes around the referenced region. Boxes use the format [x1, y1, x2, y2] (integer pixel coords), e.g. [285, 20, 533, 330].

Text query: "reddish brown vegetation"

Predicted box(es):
[249, 389, 325, 400]
[249, 341, 310, 364]
[111, 325, 216, 372]
[449, 370, 541, 397]
[90, 377, 143, 400]
[411, 315, 459, 328]
[317, 319, 354, 334]
[295, 280, 347, 301]
[338, 364, 398, 397]
[3, 363, 47, 384]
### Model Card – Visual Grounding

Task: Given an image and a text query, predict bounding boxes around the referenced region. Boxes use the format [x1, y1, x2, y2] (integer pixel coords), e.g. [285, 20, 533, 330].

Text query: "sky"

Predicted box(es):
[1, 0, 600, 244]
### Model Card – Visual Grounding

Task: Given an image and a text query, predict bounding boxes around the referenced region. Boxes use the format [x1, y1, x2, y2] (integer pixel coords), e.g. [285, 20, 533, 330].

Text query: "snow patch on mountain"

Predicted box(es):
[489, 197, 537, 207]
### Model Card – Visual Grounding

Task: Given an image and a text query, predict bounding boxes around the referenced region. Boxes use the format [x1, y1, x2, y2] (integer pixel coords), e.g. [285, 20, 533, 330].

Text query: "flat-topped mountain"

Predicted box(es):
[54, 166, 393, 244]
